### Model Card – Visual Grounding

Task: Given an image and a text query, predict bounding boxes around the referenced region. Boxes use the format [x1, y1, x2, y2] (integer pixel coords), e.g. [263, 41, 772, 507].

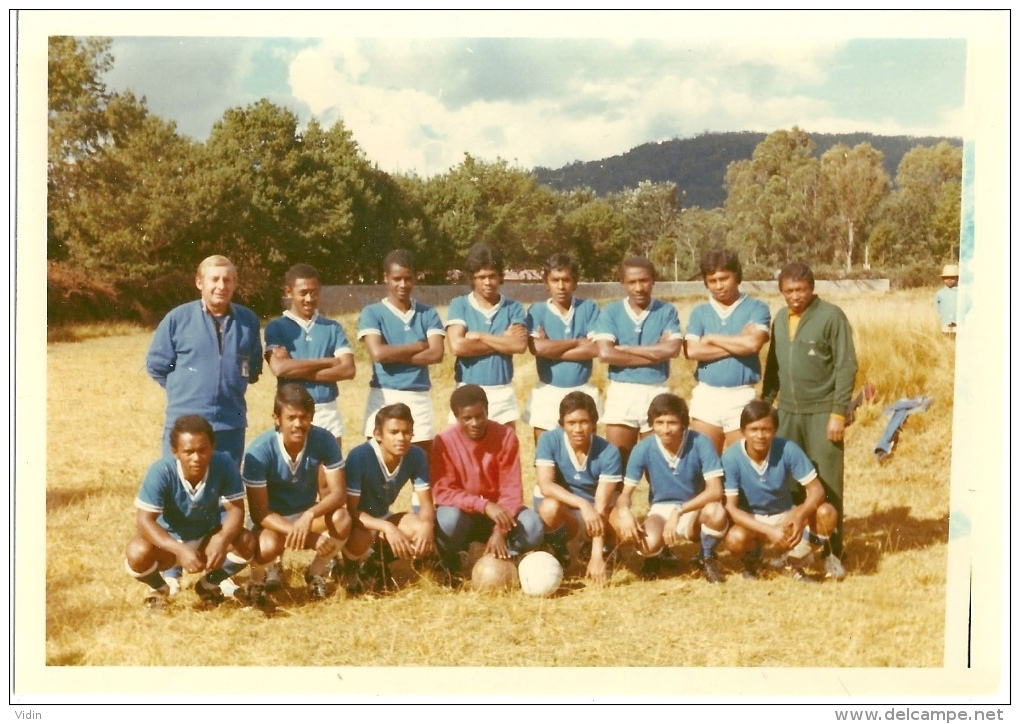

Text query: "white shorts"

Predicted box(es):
[523, 381, 602, 431]
[314, 400, 345, 438]
[363, 387, 435, 442]
[754, 510, 814, 559]
[689, 383, 757, 433]
[647, 503, 700, 541]
[602, 381, 670, 433]
[448, 383, 519, 425]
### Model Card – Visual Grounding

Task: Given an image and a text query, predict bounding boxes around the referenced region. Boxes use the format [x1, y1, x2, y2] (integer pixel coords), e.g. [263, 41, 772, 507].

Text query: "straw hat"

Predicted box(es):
[941, 264, 959, 278]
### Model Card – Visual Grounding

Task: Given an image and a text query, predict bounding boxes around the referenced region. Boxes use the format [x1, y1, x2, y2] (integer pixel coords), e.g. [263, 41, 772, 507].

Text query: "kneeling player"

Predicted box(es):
[722, 400, 837, 581]
[343, 403, 436, 592]
[610, 393, 729, 583]
[243, 384, 352, 606]
[534, 391, 622, 584]
[125, 415, 255, 610]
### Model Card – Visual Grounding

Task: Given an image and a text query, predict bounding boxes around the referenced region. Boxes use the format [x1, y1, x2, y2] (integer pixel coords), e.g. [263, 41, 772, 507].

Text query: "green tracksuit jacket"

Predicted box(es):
[762, 296, 858, 415]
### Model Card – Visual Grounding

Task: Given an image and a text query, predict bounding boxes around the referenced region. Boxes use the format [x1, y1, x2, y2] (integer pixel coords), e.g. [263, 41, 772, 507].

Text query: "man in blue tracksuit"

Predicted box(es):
[146, 255, 263, 465]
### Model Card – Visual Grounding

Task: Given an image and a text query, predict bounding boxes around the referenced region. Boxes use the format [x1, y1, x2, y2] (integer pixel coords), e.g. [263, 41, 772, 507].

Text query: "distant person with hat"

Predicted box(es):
[936, 263, 959, 335]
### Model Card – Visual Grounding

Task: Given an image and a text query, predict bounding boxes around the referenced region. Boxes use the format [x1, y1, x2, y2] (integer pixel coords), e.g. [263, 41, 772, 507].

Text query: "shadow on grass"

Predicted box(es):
[844, 505, 949, 577]
[49, 324, 135, 344]
[46, 487, 87, 512]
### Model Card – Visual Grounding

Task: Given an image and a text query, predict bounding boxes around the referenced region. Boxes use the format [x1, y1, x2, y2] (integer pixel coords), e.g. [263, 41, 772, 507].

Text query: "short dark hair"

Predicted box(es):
[646, 393, 690, 428]
[274, 383, 315, 418]
[465, 243, 504, 277]
[700, 249, 743, 284]
[543, 253, 579, 281]
[620, 255, 656, 281]
[739, 400, 778, 430]
[778, 262, 815, 290]
[169, 414, 215, 451]
[449, 384, 488, 415]
[284, 263, 320, 289]
[558, 391, 599, 427]
[374, 403, 415, 433]
[383, 249, 416, 275]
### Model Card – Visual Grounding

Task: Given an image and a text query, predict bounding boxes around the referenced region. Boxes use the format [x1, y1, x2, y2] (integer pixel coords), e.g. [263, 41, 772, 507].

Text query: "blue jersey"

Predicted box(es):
[527, 298, 600, 387]
[686, 294, 771, 387]
[535, 430, 622, 503]
[135, 451, 245, 541]
[624, 430, 723, 505]
[242, 426, 344, 516]
[592, 299, 682, 385]
[346, 440, 430, 518]
[722, 437, 816, 515]
[358, 300, 445, 391]
[446, 293, 527, 385]
[264, 311, 353, 404]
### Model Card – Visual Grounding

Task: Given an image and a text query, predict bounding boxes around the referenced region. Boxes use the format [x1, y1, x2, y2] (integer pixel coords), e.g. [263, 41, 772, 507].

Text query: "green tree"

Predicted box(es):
[48, 36, 204, 282]
[419, 154, 561, 271]
[48, 36, 134, 261]
[724, 127, 821, 267]
[817, 143, 891, 271]
[673, 206, 729, 279]
[609, 180, 684, 262]
[560, 194, 630, 280]
[878, 141, 963, 265]
[53, 110, 201, 279]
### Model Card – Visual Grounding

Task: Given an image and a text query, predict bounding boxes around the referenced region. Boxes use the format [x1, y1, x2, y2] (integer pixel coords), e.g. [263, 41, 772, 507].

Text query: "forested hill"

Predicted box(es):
[533, 131, 962, 209]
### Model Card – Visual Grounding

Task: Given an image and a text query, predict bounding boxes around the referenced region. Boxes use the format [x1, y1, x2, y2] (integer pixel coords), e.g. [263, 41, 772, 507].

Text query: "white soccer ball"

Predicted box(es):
[517, 551, 563, 597]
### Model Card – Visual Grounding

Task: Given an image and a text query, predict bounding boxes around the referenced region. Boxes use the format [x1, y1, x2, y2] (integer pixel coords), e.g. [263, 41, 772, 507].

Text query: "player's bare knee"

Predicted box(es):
[700, 501, 728, 531]
[815, 503, 837, 536]
[124, 536, 156, 570]
[344, 528, 374, 559]
[232, 529, 257, 559]
[330, 507, 353, 538]
[537, 496, 562, 528]
[257, 530, 284, 563]
[724, 524, 754, 556]
[643, 519, 665, 554]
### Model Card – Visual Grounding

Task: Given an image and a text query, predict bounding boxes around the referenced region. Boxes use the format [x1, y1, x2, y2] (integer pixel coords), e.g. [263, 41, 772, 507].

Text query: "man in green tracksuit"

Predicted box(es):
[762, 262, 857, 580]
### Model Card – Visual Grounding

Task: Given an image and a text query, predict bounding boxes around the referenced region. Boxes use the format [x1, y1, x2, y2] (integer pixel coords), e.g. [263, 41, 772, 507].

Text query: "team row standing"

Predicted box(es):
[128, 245, 856, 607]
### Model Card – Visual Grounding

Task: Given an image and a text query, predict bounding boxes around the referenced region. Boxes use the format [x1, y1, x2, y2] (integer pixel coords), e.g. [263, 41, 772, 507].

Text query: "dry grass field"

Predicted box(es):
[44, 289, 956, 669]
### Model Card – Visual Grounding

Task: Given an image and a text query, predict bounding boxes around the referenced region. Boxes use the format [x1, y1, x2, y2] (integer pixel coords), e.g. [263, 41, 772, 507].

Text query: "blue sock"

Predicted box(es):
[700, 531, 721, 559]
[128, 562, 168, 591]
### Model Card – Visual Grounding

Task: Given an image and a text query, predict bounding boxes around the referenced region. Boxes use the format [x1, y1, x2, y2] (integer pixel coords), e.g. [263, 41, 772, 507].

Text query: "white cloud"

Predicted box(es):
[284, 38, 856, 176]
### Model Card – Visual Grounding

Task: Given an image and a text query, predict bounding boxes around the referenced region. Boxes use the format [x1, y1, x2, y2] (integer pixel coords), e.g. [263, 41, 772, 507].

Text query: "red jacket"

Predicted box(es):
[430, 421, 524, 516]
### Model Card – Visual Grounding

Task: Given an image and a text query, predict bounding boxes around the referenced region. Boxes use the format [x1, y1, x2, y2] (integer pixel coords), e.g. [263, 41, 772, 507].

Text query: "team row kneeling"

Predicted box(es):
[125, 383, 837, 610]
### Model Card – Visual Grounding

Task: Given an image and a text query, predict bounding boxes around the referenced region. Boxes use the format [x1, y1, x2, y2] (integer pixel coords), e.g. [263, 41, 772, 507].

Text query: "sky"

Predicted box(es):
[91, 11, 971, 179]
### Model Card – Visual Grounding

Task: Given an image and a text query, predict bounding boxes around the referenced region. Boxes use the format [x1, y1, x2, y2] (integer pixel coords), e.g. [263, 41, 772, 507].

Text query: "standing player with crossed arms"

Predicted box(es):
[592, 256, 684, 470]
[683, 249, 770, 454]
[445, 243, 528, 430]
